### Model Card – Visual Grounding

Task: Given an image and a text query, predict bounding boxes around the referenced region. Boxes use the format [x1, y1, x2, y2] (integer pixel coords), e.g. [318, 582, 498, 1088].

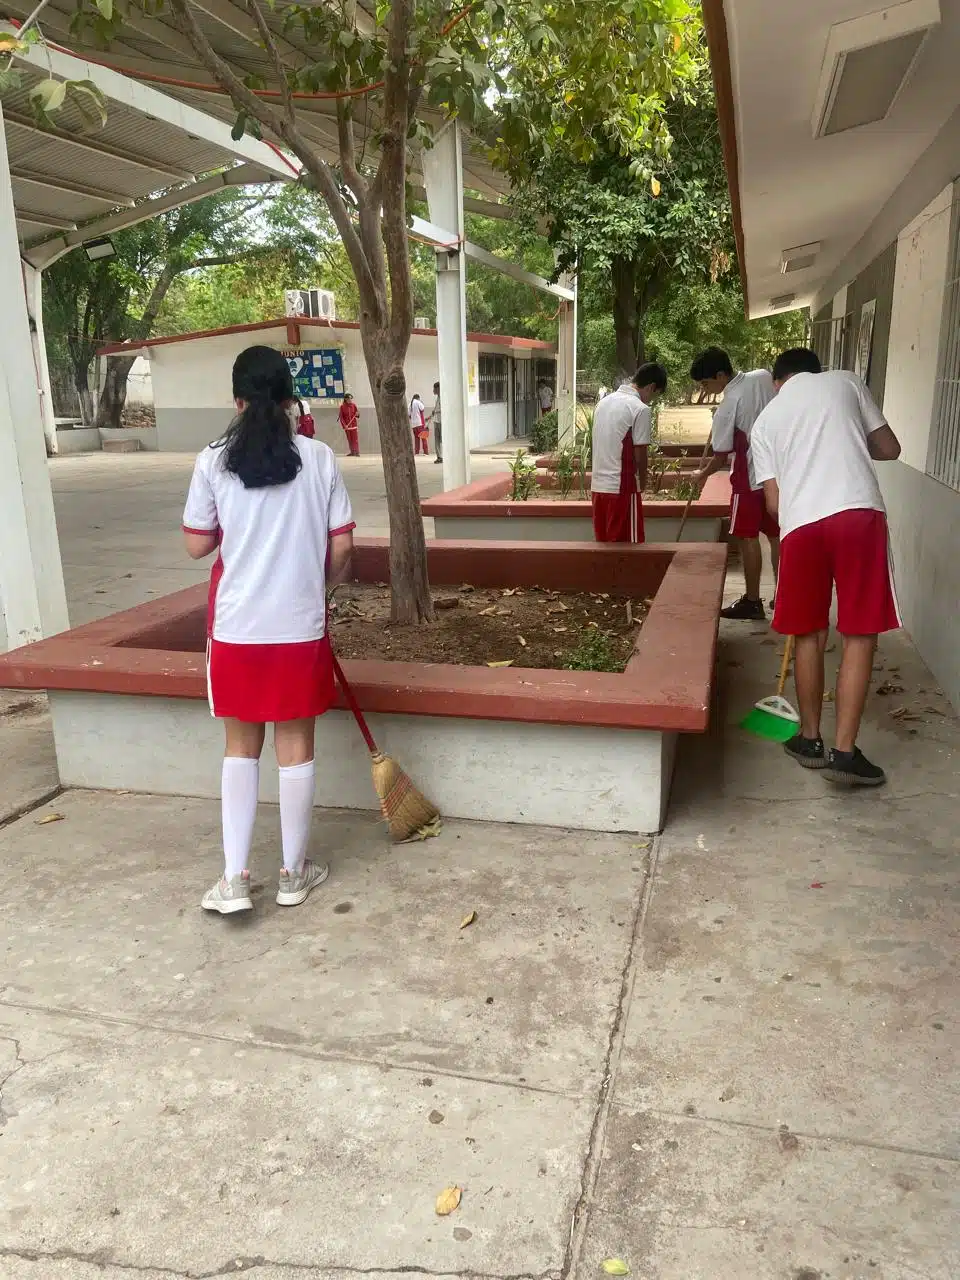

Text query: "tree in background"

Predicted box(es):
[43, 185, 321, 427]
[512, 59, 732, 379]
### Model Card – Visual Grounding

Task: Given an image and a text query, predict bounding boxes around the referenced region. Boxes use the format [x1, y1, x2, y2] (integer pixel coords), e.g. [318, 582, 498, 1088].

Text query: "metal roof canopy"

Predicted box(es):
[1, 0, 512, 204]
[3, 25, 299, 267]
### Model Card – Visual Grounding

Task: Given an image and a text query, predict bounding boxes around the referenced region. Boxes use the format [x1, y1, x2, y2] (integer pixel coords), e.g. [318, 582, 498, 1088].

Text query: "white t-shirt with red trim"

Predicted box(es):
[749, 370, 887, 540]
[591, 383, 652, 495]
[183, 437, 355, 645]
[709, 369, 775, 493]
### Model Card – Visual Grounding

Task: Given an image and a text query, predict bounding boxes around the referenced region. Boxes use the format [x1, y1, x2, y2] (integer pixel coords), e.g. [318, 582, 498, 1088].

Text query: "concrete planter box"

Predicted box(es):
[423, 472, 731, 543]
[0, 540, 724, 834]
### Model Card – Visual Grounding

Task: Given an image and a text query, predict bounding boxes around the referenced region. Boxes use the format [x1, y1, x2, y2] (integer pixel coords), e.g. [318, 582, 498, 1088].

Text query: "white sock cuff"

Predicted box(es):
[223, 756, 259, 775]
[279, 759, 315, 780]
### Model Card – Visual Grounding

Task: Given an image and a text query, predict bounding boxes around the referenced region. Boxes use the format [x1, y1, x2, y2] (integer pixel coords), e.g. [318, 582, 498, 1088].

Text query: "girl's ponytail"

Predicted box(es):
[219, 345, 303, 489]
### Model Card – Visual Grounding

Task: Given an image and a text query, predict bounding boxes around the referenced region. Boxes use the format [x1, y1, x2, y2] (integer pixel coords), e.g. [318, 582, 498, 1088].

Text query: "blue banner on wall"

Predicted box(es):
[281, 347, 345, 400]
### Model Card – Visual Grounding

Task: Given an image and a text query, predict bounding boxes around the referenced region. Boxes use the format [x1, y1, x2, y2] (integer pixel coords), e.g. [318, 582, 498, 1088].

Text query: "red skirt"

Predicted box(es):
[207, 635, 336, 722]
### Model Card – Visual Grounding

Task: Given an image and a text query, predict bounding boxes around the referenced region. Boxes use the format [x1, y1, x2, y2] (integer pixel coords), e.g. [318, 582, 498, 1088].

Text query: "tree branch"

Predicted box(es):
[379, 0, 417, 354]
[247, 0, 295, 126]
[336, 0, 367, 202]
[166, 0, 378, 310]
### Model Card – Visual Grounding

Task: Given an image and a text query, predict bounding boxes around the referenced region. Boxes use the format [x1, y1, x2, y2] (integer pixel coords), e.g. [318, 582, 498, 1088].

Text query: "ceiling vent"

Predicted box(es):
[781, 242, 822, 274]
[769, 293, 797, 310]
[812, 0, 940, 139]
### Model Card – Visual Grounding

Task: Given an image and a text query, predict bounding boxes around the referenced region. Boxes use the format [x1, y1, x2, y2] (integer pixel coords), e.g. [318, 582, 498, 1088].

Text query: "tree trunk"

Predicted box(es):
[611, 256, 640, 379]
[366, 341, 434, 625]
[95, 356, 137, 430]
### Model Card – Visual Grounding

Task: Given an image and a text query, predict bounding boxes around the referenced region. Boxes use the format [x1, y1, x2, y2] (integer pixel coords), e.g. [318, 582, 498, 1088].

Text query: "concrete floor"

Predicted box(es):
[0, 454, 957, 1279]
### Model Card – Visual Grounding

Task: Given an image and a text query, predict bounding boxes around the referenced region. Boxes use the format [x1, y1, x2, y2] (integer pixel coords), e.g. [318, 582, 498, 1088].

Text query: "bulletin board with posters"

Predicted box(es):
[280, 347, 345, 400]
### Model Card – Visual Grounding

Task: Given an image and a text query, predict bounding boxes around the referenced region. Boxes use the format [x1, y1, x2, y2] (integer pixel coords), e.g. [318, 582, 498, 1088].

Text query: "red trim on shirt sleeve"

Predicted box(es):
[182, 524, 219, 537]
[329, 522, 356, 537]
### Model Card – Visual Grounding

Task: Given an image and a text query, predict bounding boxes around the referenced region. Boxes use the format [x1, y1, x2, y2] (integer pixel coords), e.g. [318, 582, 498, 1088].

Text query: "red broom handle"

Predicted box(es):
[331, 653, 379, 754]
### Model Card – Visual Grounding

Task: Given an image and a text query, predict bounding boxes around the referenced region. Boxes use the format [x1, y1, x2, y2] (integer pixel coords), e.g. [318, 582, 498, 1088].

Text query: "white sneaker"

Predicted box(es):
[201, 873, 253, 914]
[276, 859, 330, 907]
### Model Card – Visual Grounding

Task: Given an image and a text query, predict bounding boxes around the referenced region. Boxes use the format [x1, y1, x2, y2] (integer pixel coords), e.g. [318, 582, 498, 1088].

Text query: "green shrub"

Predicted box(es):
[529, 410, 558, 454]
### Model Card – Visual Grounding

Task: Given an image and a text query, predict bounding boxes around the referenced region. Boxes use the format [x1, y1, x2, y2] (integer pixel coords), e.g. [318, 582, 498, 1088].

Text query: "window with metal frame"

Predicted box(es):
[478, 353, 508, 404]
[928, 190, 960, 491]
[810, 315, 848, 370]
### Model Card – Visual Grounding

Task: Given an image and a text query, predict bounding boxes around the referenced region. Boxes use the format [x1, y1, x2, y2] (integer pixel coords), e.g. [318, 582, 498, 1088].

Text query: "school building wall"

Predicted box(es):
[822, 182, 960, 711]
[140, 326, 543, 456]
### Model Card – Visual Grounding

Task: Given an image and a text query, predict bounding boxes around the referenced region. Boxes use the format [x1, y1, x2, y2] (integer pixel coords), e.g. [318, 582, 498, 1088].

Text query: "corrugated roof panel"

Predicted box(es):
[10, 175, 113, 223]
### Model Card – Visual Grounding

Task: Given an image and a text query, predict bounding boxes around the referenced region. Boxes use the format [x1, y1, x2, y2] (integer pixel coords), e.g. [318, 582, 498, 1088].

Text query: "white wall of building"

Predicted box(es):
[882, 185, 956, 472]
[871, 184, 960, 710]
[141, 326, 521, 455]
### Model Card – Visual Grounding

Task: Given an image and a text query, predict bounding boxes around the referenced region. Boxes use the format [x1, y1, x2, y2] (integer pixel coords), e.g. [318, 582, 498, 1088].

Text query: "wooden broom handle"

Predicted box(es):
[676, 436, 714, 543]
[331, 653, 378, 754]
[776, 634, 794, 697]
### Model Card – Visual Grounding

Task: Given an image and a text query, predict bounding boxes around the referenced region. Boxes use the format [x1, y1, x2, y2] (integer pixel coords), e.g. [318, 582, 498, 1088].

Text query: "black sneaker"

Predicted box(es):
[824, 747, 887, 787]
[720, 594, 766, 621]
[784, 734, 826, 769]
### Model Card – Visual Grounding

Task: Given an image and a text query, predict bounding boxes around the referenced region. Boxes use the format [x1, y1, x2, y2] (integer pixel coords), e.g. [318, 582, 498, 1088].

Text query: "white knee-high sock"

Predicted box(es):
[279, 759, 316, 874]
[221, 756, 259, 879]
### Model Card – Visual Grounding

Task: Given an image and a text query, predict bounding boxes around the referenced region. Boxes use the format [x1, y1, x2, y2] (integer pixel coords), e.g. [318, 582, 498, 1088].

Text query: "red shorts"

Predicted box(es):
[729, 487, 779, 539]
[773, 509, 901, 637]
[207, 635, 336, 722]
[591, 492, 645, 543]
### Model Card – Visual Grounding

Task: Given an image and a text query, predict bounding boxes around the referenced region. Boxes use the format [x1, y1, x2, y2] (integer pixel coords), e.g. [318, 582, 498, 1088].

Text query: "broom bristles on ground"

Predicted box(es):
[370, 751, 441, 841]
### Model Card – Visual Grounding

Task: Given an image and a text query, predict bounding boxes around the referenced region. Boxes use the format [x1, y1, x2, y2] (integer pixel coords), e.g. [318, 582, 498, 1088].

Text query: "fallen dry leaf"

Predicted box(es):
[602, 1260, 630, 1276]
[553, 626, 568, 633]
[479, 606, 497, 616]
[876, 682, 904, 696]
[502, 588, 517, 596]
[460, 910, 477, 930]
[35, 813, 65, 826]
[486, 660, 514, 668]
[436, 1186, 462, 1216]
[518, 636, 527, 647]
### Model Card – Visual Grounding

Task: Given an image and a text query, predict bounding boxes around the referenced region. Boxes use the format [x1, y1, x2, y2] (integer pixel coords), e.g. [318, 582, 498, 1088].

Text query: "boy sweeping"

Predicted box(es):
[750, 347, 902, 787]
[690, 347, 778, 619]
[590, 362, 667, 543]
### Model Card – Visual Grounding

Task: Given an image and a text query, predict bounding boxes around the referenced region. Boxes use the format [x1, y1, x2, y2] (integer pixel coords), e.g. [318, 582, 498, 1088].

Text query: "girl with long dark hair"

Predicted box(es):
[182, 345, 355, 916]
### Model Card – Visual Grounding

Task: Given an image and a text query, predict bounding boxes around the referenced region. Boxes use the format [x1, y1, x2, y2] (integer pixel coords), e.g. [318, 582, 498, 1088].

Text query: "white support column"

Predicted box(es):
[0, 102, 69, 651]
[23, 262, 58, 456]
[556, 269, 578, 446]
[422, 121, 470, 490]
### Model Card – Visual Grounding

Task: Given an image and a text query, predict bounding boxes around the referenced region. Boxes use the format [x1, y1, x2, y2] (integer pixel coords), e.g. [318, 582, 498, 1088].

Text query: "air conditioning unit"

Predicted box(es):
[284, 288, 337, 321]
[414, 316, 430, 330]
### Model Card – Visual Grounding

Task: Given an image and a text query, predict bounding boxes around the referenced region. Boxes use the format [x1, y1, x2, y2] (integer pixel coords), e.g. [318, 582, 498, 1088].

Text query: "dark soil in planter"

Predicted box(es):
[330, 583, 650, 672]
[519, 487, 698, 504]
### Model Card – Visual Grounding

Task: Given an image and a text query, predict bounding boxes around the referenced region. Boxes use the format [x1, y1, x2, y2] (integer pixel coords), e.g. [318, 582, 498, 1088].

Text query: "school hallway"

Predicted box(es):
[0, 455, 957, 1279]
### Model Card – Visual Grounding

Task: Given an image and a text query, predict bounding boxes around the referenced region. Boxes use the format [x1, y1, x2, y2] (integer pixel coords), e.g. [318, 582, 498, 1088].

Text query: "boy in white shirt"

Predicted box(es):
[690, 347, 778, 619]
[750, 348, 902, 787]
[590, 363, 667, 542]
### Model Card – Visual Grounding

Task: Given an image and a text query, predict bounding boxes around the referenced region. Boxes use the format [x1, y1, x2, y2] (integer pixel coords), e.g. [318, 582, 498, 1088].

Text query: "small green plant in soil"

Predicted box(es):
[564, 627, 620, 672]
[555, 446, 576, 498]
[509, 449, 540, 500]
[673, 476, 700, 502]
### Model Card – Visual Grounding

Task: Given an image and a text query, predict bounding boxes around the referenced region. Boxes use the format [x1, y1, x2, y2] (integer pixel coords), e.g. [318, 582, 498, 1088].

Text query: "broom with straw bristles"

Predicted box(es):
[331, 653, 442, 842]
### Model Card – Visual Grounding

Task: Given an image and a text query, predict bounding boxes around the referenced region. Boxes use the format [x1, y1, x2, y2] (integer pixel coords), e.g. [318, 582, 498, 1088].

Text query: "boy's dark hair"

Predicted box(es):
[635, 362, 668, 392]
[220, 346, 301, 490]
[772, 347, 822, 381]
[690, 347, 734, 381]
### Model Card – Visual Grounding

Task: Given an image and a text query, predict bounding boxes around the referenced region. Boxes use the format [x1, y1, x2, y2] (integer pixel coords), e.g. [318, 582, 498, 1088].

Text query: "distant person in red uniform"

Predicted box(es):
[751, 347, 903, 787]
[182, 345, 355, 916]
[590, 363, 667, 542]
[338, 392, 360, 456]
[409, 393, 428, 454]
[690, 347, 778, 620]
